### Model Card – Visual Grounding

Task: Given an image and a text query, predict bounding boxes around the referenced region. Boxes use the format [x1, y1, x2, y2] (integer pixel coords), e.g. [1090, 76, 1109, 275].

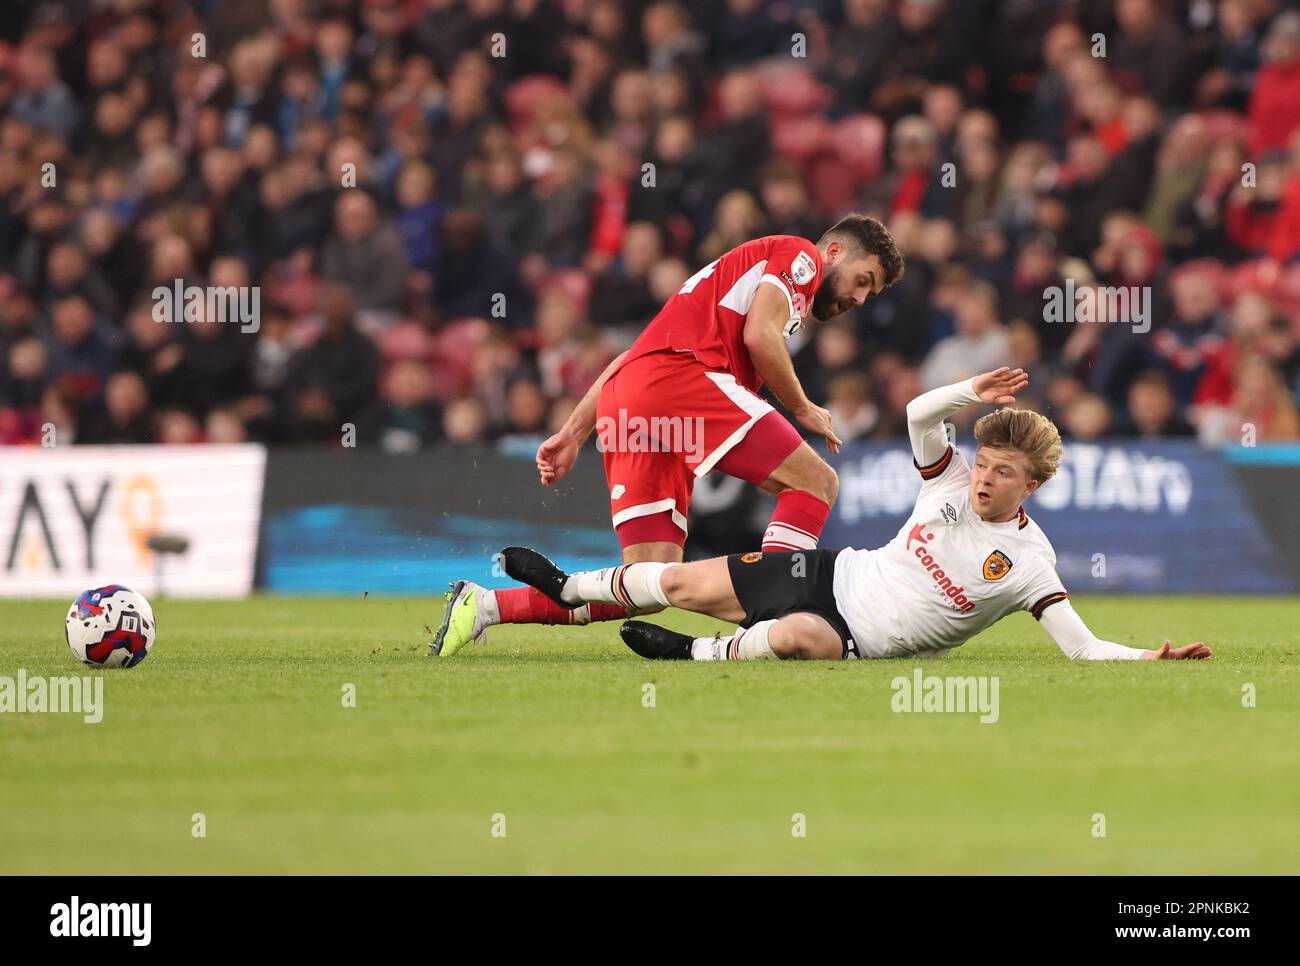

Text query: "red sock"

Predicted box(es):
[493, 587, 628, 625]
[584, 603, 629, 623]
[762, 490, 830, 552]
[494, 586, 572, 624]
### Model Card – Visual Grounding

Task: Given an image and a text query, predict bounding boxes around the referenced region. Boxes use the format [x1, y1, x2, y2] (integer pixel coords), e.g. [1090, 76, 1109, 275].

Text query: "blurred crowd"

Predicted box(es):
[2, 0, 1300, 451]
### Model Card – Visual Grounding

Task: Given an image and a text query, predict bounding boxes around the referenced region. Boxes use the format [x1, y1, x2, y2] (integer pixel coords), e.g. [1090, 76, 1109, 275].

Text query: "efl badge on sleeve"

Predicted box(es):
[792, 251, 817, 285]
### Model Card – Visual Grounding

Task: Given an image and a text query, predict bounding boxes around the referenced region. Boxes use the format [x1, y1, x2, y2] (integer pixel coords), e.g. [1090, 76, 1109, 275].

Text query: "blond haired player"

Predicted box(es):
[486, 368, 1212, 662]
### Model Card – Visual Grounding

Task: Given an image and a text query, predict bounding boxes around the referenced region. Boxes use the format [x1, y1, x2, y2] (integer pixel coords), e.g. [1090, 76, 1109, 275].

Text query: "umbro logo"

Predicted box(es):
[941, 502, 957, 523]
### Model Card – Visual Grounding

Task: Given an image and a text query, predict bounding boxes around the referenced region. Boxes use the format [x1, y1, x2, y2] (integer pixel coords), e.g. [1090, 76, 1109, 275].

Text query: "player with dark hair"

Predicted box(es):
[434, 215, 905, 656]
[444, 367, 1212, 664]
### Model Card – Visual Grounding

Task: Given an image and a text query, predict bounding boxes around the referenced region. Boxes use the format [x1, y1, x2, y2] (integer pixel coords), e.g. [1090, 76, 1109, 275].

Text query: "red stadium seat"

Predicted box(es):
[1197, 109, 1250, 145]
[806, 155, 861, 216]
[504, 74, 569, 126]
[429, 317, 489, 400]
[1274, 263, 1300, 318]
[1170, 257, 1229, 299]
[760, 65, 832, 117]
[379, 319, 438, 362]
[772, 115, 832, 163]
[1224, 258, 1280, 300]
[537, 267, 592, 314]
[834, 113, 887, 182]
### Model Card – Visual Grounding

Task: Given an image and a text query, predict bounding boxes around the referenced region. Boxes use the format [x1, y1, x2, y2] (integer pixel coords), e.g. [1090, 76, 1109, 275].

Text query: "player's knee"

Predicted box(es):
[658, 563, 688, 605]
[820, 464, 839, 507]
[778, 459, 837, 507]
[771, 613, 839, 660]
[802, 460, 838, 507]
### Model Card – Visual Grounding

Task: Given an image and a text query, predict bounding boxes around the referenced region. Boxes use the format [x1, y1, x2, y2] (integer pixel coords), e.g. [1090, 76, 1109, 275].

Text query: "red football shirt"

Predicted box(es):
[618, 235, 825, 392]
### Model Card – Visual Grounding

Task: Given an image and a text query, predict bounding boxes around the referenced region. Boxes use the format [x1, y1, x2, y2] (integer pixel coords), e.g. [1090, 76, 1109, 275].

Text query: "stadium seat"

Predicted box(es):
[1274, 263, 1300, 318]
[772, 115, 832, 163]
[834, 114, 887, 183]
[379, 319, 438, 363]
[503, 74, 569, 127]
[429, 317, 489, 400]
[1170, 258, 1229, 299]
[1197, 108, 1250, 145]
[760, 65, 832, 117]
[537, 268, 592, 314]
[806, 155, 861, 215]
[1225, 258, 1281, 300]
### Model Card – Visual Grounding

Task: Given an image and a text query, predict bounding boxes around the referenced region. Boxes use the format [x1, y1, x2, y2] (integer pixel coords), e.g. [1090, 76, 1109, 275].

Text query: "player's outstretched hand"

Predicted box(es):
[1141, 640, 1213, 660]
[537, 430, 581, 486]
[973, 366, 1029, 404]
[794, 402, 843, 455]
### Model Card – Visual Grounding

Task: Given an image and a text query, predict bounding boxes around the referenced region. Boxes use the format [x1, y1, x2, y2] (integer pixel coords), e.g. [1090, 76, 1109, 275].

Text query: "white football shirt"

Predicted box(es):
[832, 444, 1069, 658]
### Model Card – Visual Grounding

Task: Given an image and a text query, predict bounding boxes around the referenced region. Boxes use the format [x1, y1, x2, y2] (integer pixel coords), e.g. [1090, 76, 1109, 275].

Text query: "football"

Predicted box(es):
[64, 585, 157, 669]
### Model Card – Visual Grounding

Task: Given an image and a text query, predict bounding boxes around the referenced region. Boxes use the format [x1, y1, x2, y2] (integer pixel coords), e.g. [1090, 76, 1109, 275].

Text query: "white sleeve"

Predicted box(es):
[1039, 600, 1147, 660]
[905, 377, 980, 469]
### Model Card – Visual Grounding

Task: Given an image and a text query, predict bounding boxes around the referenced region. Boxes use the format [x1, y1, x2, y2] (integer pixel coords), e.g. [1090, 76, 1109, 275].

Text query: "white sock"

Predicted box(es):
[481, 589, 501, 626]
[691, 620, 778, 661]
[562, 563, 675, 609]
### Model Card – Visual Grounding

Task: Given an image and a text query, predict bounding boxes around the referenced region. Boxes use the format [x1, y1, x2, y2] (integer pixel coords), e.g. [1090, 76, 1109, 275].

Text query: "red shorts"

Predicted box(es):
[596, 352, 803, 548]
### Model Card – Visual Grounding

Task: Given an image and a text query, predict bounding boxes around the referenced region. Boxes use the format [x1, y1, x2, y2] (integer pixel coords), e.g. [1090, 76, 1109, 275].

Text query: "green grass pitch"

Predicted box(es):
[1, 595, 1297, 874]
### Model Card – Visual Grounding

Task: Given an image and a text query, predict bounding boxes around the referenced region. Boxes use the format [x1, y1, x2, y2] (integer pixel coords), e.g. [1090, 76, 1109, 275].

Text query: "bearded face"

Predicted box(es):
[811, 252, 886, 321]
[811, 261, 854, 321]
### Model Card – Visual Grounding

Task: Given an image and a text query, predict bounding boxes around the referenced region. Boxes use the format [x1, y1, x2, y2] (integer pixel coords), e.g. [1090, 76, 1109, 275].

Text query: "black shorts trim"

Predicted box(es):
[725, 549, 858, 658]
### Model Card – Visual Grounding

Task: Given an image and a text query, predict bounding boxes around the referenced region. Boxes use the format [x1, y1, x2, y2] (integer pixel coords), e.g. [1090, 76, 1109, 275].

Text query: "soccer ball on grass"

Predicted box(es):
[65, 585, 156, 669]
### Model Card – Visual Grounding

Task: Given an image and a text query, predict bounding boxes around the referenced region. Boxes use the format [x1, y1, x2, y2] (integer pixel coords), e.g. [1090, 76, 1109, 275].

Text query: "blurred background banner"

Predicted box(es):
[260, 445, 618, 594]
[0, 444, 265, 597]
[257, 440, 1300, 596]
[825, 439, 1300, 594]
[8, 440, 1297, 598]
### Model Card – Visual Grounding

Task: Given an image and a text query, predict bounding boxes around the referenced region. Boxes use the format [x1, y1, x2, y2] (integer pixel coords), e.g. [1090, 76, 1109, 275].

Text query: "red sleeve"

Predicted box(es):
[760, 236, 823, 322]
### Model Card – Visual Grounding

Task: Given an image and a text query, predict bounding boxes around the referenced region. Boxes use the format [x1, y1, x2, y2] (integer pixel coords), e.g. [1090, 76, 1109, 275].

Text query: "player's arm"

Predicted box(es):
[535, 349, 628, 486]
[905, 367, 1027, 468]
[743, 281, 842, 453]
[1037, 599, 1213, 660]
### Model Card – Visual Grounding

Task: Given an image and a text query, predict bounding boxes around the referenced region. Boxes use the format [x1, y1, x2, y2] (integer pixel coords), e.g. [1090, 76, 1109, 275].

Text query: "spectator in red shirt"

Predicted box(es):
[1249, 11, 1300, 155]
[1267, 128, 1300, 263]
